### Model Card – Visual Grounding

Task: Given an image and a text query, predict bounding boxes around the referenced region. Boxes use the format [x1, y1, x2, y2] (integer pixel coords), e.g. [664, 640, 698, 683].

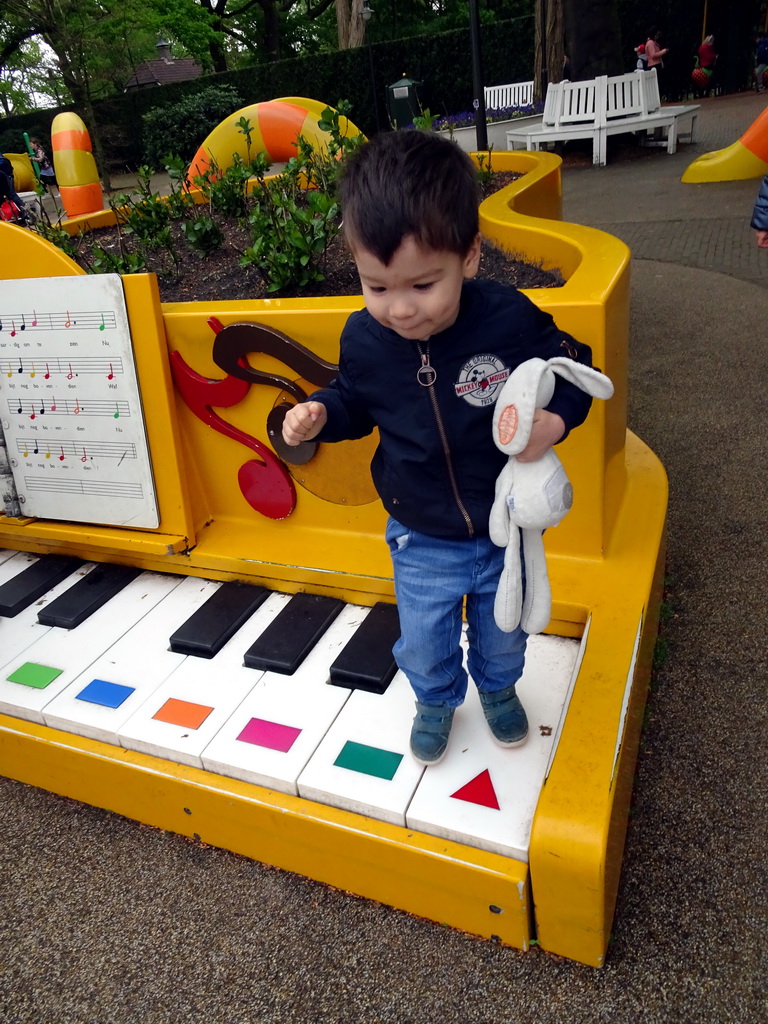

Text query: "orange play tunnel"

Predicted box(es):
[51, 112, 104, 218]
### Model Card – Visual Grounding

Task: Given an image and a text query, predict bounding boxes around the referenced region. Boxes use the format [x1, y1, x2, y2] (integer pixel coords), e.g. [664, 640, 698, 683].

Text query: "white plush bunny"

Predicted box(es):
[489, 357, 614, 634]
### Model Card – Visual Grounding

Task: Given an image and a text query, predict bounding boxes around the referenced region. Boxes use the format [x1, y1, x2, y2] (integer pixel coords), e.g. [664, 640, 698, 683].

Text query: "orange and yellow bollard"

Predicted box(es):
[51, 112, 104, 218]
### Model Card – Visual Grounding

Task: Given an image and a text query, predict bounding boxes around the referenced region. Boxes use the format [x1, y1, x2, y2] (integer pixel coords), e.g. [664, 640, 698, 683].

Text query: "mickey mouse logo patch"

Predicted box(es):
[454, 354, 510, 407]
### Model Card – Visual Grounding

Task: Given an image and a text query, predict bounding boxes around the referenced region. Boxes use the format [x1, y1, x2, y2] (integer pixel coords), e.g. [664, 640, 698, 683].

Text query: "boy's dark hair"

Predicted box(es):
[338, 130, 480, 265]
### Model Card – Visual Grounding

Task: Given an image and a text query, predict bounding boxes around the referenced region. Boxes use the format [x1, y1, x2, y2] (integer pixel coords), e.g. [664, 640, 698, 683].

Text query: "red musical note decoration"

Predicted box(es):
[107, 363, 114, 380]
[44, 362, 50, 379]
[170, 350, 296, 520]
[58, 446, 65, 461]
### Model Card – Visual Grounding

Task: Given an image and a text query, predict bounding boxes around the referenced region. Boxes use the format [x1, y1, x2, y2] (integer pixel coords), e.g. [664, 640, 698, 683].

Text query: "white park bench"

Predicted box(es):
[484, 80, 534, 110]
[505, 69, 699, 166]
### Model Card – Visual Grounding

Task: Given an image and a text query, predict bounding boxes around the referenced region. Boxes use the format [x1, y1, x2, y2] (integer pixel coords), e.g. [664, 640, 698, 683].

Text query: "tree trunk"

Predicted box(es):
[336, 0, 366, 50]
[563, 0, 623, 80]
[534, 0, 566, 102]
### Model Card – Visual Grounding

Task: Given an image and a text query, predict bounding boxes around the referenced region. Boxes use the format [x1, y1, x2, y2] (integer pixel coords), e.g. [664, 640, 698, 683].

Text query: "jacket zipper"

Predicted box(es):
[417, 342, 475, 537]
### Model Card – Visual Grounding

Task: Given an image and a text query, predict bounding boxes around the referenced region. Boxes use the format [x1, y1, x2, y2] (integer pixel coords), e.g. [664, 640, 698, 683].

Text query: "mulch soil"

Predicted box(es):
[74, 170, 564, 303]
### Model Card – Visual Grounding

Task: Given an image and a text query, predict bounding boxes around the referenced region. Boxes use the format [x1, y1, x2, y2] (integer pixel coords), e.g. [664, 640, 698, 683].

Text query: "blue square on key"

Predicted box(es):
[76, 679, 134, 709]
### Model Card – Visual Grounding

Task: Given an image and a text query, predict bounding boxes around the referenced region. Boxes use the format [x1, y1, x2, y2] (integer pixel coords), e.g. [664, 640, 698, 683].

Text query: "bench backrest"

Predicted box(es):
[604, 71, 646, 121]
[542, 82, 564, 125]
[484, 81, 534, 110]
[638, 67, 661, 113]
[557, 79, 603, 125]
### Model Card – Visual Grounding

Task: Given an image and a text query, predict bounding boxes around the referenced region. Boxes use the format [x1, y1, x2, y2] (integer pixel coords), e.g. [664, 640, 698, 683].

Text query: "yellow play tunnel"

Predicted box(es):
[682, 104, 768, 183]
[188, 97, 364, 180]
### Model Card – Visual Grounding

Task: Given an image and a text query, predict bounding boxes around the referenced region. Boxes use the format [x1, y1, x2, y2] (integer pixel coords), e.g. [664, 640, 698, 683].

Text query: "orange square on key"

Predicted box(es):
[152, 697, 213, 729]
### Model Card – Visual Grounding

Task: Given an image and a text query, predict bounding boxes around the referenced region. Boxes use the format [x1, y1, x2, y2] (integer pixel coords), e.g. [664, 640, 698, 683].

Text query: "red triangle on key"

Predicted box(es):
[450, 769, 500, 810]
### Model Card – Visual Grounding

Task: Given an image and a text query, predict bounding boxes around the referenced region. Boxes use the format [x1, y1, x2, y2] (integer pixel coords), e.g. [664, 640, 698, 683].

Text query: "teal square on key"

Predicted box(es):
[6, 662, 63, 689]
[76, 679, 134, 709]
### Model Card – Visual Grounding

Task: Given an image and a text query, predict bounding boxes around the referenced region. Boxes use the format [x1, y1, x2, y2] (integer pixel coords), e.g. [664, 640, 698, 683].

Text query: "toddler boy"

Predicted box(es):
[283, 130, 594, 764]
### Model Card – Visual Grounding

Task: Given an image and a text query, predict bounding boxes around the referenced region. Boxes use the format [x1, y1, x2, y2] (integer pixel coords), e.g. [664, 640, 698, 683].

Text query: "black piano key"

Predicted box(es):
[243, 593, 344, 674]
[37, 563, 144, 629]
[0, 555, 83, 617]
[329, 602, 400, 694]
[169, 581, 269, 658]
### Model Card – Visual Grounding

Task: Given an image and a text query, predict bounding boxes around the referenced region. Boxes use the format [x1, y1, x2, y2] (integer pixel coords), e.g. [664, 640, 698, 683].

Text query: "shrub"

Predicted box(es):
[141, 85, 243, 168]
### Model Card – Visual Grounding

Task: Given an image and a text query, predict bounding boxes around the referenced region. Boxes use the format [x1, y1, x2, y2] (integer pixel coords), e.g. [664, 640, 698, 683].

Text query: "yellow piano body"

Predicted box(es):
[0, 152, 666, 967]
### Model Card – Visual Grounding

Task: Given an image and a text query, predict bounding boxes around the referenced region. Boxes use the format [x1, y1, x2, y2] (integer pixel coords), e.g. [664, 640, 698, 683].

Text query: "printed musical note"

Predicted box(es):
[6, 366, 11, 378]
[45, 445, 51, 460]
[99, 314, 105, 331]
[29, 405, 36, 420]
[31, 310, 38, 327]
[50, 398, 57, 412]
[33, 442, 39, 455]
[81, 448, 88, 462]
[44, 362, 50, 379]
[0, 319, 3, 331]
[39, 400, 45, 416]
[17, 358, 22, 373]
[17, 401, 22, 414]
[20, 314, 26, 332]
[10, 322, 16, 338]
[107, 363, 114, 380]
[67, 363, 74, 380]
[114, 403, 120, 419]
[29, 362, 35, 378]
[22, 447, 28, 458]
[58, 446, 65, 461]
[64, 311, 71, 328]
[73, 399, 81, 414]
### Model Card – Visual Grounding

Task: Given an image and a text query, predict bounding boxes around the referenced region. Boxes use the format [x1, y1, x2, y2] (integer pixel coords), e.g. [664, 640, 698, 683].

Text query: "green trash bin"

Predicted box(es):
[386, 76, 422, 128]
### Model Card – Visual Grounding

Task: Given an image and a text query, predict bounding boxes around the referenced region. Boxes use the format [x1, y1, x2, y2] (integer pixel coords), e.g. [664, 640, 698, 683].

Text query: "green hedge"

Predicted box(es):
[0, 16, 534, 170]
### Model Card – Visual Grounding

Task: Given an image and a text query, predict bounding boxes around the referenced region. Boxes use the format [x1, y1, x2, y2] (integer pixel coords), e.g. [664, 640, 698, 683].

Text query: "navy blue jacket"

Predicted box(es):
[750, 174, 768, 232]
[311, 278, 594, 538]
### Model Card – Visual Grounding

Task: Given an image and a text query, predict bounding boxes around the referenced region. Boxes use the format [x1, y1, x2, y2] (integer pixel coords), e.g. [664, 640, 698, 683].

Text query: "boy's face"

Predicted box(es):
[352, 234, 481, 341]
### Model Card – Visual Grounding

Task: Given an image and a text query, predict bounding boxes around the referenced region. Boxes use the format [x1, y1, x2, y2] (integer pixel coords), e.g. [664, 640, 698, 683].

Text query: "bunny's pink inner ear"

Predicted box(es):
[498, 404, 518, 446]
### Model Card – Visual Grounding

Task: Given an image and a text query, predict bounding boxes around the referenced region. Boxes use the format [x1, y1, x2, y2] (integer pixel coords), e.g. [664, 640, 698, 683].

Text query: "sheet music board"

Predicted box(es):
[0, 275, 159, 528]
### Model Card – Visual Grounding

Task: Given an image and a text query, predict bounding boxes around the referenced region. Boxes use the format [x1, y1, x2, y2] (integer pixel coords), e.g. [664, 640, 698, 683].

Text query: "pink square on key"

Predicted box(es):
[237, 717, 301, 753]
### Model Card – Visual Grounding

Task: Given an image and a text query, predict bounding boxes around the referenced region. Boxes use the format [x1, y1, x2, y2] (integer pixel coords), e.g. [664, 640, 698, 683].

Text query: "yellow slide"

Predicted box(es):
[682, 103, 768, 182]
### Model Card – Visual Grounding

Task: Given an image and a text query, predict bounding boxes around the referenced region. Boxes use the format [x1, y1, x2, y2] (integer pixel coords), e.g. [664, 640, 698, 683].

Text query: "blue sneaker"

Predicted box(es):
[410, 702, 455, 764]
[478, 685, 528, 747]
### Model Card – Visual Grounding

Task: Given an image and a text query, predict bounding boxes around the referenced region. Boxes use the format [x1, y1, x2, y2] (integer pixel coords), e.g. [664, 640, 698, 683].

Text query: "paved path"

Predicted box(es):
[1, 92, 766, 1024]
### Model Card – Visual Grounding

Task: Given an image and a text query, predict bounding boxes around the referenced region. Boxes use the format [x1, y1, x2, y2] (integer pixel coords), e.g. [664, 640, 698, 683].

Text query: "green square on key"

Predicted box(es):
[6, 662, 64, 689]
[334, 740, 403, 781]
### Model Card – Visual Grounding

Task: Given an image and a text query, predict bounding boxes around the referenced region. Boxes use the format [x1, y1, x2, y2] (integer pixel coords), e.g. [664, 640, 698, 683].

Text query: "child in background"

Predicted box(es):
[282, 131, 595, 764]
[29, 138, 57, 190]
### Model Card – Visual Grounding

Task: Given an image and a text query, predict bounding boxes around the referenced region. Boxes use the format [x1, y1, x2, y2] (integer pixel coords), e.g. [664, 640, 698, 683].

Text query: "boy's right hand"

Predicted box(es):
[282, 401, 328, 446]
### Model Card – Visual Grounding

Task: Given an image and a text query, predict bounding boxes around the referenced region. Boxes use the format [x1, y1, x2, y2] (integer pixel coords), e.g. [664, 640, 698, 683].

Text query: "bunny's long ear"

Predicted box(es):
[492, 357, 554, 455]
[548, 357, 614, 400]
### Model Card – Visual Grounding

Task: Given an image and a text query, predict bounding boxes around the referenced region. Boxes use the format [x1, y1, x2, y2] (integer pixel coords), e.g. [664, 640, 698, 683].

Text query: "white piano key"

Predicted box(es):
[0, 562, 99, 667]
[0, 549, 39, 584]
[40, 573, 219, 743]
[297, 668, 425, 827]
[405, 633, 581, 860]
[0, 571, 195, 723]
[201, 603, 367, 794]
[118, 591, 292, 767]
[0, 548, 22, 566]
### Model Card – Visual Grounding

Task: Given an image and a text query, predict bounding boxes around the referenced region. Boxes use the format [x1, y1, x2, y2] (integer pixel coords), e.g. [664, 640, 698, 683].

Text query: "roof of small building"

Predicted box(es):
[124, 57, 203, 91]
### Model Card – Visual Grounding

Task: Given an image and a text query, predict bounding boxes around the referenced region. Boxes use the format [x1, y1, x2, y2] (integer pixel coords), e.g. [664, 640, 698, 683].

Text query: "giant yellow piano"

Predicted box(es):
[0, 150, 666, 967]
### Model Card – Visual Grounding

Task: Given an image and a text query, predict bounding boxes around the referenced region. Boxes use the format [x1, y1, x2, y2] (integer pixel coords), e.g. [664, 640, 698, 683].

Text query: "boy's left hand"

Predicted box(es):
[516, 410, 566, 463]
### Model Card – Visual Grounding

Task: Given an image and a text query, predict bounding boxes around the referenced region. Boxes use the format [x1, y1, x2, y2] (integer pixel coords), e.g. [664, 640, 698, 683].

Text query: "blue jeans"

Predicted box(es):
[385, 517, 527, 707]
